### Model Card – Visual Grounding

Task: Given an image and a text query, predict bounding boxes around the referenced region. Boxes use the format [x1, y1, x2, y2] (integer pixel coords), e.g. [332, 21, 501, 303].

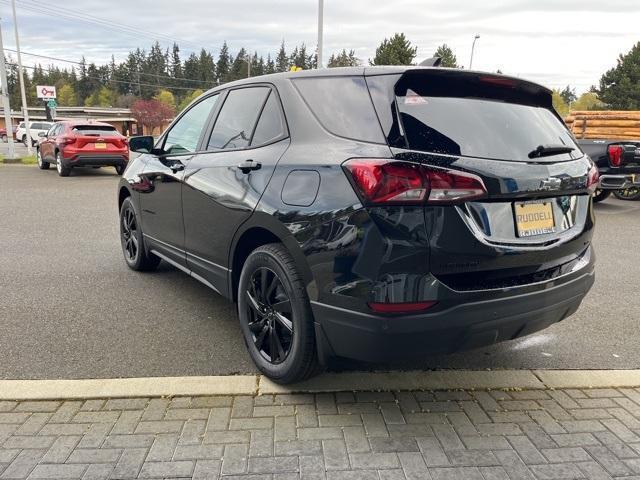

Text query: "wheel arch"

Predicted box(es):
[118, 185, 132, 211]
[229, 214, 314, 303]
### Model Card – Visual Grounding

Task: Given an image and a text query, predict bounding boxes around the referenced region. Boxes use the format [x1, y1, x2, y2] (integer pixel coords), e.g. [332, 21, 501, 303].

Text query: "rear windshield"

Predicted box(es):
[72, 125, 118, 136]
[371, 70, 580, 162]
[398, 97, 579, 161]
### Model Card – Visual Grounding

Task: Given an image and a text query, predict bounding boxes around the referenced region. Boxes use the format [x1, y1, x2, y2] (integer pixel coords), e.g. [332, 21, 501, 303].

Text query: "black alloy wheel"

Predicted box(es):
[245, 267, 294, 364]
[121, 206, 139, 264]
[119, 197, 160, 271]
[238, 243, 319, 383]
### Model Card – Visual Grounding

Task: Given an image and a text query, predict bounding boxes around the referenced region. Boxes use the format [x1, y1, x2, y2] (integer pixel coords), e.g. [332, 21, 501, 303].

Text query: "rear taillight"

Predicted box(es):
[59, 136, 75, 145]
[608, 145, 623, 167]
[587, 164, 599, 192]
[368, 301, 437, 313]
[342, 159, 487, 205]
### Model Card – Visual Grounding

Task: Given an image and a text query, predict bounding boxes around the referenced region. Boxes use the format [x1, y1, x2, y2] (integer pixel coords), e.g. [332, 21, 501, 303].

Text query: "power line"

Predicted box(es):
[0, 0, 208, 52]
[3, 47, 214, 85]
[8, 62, 210, 92]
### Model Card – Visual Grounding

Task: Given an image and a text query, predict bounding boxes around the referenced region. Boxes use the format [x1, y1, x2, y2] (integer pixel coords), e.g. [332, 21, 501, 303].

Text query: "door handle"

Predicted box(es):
[238, 159, 261, 174]
[169, 160, 185, 173]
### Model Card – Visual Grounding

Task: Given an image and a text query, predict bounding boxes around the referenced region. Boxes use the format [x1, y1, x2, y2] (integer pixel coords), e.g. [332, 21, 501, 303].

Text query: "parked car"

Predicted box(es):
[577, 139, 640, 201]
[36, 120, 129, 177]
[119, 67, 597, 383]
[0, 125, 18, 142]
[16, 121, 53, 146]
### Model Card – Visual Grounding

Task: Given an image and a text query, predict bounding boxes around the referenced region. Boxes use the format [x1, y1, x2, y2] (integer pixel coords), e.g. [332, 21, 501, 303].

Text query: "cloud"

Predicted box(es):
[4, 0, 639, 92]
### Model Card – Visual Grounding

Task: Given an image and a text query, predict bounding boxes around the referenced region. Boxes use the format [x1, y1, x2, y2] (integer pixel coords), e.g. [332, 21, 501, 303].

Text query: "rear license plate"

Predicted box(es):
[94, 142, 107, 149]
[514, 201, 555, 237]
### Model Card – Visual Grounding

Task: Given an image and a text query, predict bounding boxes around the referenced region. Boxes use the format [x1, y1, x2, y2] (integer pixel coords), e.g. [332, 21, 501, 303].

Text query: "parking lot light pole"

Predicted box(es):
[317, 0, 324, 68]
[11, 0, 32, 155]
[469, 34, 480, 70]
[0, 19, 17, 160]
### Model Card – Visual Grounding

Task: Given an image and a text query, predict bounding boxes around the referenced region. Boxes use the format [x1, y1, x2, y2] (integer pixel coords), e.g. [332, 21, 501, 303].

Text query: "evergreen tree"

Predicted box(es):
[327, 49, 360, 67]
[216, 42, 232, 84]
[598, 42, 640, 109]
[265, 54, 275, 75]
[275, 41, 288, 72]
[560, 85, 577, 104]
[230, 48, 249, 80]
[370, 33, 417, 66]
[434, 44, 458, 68]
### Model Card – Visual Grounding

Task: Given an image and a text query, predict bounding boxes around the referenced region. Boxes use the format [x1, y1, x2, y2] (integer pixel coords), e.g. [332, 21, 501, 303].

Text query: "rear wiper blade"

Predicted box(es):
[528, 144, 575, 159]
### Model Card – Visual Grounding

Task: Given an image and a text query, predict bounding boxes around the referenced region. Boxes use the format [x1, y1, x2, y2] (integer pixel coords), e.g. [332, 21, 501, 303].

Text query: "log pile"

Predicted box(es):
[565, 111, 640, 140]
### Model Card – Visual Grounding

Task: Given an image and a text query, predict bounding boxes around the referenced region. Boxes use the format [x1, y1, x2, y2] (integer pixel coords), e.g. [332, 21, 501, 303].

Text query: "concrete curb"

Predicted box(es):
[1, 370, 640, 400]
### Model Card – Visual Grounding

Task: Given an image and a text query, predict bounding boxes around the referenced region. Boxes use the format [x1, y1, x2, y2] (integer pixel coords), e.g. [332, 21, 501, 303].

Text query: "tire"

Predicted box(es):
[119, 197, 161, 271]
[238, 243, 320, 384]
[115, 165, 126, 175]
[593, 189, 611, 203]
[56, 152, 71, 177]
[1, 134, 7, 143]
[36, 148, 50, 170]
[613, 187, 640, 201]
[21, 135, 27, 146]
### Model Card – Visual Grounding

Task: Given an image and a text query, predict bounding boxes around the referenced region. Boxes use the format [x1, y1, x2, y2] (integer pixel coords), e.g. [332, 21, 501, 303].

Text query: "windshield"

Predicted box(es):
[397, 96, 580, 162]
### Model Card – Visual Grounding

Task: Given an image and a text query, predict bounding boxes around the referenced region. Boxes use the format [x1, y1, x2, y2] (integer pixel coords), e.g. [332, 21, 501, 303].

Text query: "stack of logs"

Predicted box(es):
[565, 111, 640, 140]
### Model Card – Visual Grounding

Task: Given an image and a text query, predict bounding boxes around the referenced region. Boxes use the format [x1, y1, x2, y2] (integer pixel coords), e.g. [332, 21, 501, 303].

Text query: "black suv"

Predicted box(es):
[119, 67, 596, 383]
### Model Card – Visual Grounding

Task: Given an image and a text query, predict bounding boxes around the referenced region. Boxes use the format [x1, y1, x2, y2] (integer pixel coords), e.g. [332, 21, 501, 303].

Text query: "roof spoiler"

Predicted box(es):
[419, 57, 442, 67]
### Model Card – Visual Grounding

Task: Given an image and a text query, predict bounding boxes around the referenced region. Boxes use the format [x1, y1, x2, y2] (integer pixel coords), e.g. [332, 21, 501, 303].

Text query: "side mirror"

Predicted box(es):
[38, 131, 46, 137]
[128, 135, 155, 154]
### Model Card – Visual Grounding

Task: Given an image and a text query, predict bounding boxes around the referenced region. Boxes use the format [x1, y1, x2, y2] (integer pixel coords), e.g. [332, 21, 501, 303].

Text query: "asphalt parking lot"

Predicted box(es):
[1, 163, 639, 380]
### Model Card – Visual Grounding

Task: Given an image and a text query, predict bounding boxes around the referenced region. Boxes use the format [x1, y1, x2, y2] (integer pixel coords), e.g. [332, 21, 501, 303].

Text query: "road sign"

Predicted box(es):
[36, 85, 56, 99]
[46, 99, 57, 109]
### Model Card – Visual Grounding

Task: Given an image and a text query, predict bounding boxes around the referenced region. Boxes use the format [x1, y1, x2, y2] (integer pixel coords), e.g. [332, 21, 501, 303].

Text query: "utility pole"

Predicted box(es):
[0, 19, 17, 160]
[11, 0, 31, 155]
[469, 34, 480, 70]
[317, 0, 324, 68]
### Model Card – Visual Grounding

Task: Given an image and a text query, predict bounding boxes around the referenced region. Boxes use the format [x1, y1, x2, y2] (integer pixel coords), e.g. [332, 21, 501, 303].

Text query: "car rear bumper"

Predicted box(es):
[598, 173, 639, 190]
[63, 154, 128, 167]
[311, 246, 595, 363]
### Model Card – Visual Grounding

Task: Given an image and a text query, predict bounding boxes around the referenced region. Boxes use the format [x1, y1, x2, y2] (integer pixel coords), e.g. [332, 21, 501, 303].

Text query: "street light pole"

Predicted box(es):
[317, 0, 324, 68]
[11, 0, 32, 155]
[469, 34, 480, 70]
[0, 19, 17, 160]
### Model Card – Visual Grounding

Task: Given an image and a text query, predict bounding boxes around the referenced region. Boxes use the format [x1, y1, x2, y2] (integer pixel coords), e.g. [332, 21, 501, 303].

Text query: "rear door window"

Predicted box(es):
[207, 87, 270, 150]
[250, 91, 286, 146]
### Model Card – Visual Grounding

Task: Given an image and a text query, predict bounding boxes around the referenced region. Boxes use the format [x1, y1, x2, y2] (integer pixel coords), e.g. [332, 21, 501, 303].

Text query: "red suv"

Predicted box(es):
[36, 120, 128, 176]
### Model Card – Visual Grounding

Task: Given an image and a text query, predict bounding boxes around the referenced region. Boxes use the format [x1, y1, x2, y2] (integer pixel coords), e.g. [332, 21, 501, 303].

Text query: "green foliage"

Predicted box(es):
[178, 89, 204, 110]
[154, 89, 176, 110]
[571, 92, 605, 111]
[598, 42, 640, 109]
[370, 33, 417, 66]
[434, 44, 458, 68]
[84, 86, 117, 107]
[559, 85, 577, 104]
[57, 84, 76, 106]
[552, 90, 570, 117]
[327, 49, 360, 68]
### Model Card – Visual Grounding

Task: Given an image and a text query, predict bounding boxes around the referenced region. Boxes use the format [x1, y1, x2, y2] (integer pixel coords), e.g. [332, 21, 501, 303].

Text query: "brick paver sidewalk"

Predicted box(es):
[1, 388, 640, 479]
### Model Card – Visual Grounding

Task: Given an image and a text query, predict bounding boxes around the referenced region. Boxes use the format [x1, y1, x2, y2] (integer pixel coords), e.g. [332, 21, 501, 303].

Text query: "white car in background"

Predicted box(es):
[16, 121, 54, 146]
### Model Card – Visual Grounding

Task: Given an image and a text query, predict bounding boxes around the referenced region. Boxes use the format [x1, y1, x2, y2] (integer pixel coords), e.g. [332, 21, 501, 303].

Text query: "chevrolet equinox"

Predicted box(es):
[119, 67, 596, 383]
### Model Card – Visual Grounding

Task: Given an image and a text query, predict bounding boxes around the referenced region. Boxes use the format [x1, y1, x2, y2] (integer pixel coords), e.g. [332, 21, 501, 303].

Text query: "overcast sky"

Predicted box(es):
[2, 0, 639, 93]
